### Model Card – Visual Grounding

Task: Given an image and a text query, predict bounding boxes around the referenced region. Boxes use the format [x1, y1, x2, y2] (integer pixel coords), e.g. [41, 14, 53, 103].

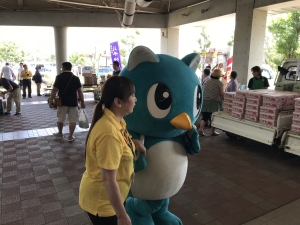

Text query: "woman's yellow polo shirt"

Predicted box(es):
[79, 108, 135, 217]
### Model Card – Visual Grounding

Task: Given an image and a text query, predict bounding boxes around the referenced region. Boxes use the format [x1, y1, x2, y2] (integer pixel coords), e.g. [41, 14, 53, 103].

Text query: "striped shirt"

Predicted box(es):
[202, 76, 210, 87]
[203, 78, 223, 102]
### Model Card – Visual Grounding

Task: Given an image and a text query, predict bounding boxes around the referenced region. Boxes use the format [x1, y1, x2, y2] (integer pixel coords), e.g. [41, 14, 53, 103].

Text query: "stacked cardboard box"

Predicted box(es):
[291, 98, 300, 133]
[244, 91, 269, 122]
[258, 92, 299, 126]
[223, 92, 236, 114]
[259, 93, 284, 126]
[231, 90, 248, 119]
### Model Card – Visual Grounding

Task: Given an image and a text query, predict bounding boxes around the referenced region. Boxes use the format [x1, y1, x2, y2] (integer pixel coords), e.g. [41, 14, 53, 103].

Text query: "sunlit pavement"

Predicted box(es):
[1, 95, 300, 224]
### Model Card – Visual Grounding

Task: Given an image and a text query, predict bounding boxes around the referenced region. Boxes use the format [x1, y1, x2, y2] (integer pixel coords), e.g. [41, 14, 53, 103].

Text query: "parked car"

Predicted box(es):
[98, 67, 114, 77]
[261, 64, 276, 89]
[82, 66, 94, 74]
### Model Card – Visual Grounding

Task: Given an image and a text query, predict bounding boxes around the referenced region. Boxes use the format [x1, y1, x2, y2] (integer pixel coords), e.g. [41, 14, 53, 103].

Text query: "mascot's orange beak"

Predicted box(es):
[170, 113, 192, 130]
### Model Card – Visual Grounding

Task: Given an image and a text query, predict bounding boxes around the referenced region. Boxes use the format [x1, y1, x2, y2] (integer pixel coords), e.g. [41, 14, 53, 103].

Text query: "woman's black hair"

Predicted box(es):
[251, 66, 262, 76]
[85, 76, 135, 145]
[230, 71, 238, 79]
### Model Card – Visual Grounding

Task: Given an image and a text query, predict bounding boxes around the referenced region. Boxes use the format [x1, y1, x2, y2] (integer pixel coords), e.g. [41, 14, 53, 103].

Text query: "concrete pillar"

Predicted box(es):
[54, 26, 68, 75]
[232, 1, 267, 86]
[160, 28, 179, 57]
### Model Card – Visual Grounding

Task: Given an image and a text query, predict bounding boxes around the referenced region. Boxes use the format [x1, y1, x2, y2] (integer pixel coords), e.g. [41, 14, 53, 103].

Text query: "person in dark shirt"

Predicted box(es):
[32, 65, 43, 96]
[0, 77, 21, 115]
[248, 66, 269, 90]
[49, 62, 85, 142]
[112, 61, 121, 76]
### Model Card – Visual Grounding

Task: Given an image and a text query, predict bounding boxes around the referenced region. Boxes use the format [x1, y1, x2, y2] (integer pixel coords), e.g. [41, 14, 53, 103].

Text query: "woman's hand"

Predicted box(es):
[118, 213, 132, 225]
[132, 140, 146, 159]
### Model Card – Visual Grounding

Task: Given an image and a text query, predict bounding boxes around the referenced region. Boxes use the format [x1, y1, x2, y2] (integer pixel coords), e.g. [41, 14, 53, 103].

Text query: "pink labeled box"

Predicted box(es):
[283, 102, 295, 110]
[244, 114, 259, 122]
[245, 109, 259, 116]
[263, 101, 284, 109]
[234, 95, 246, 103]
[224, 92, 236, 99]
[223, 102, 233, 108]
[223, 107, 232, 114]
[247, 98, 262, 105]
[232, 106, 244, 114]
[293, 111, 300, 119]
[232, 102, 245, 108]
[295, 106, 300, 112]
[260, 106, 278, 115]
[295, 98, 300, 107]
[232, 111, 244, 119]
[260, 118, 277, 127]
[259, 112, 278, 120]
[292, 118, 300, 126]
[247, 91, 269, 99]
[236, 90, 249, 97]
[262, 94, 286, 103]
[224, 98, 234, 103]
[291, 124, 300, 133]
[246, 103, 260, 111]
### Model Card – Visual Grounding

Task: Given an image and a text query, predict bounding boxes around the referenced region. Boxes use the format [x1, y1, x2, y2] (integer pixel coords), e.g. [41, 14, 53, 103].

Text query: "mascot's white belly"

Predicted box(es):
[131, 141, 188, 200]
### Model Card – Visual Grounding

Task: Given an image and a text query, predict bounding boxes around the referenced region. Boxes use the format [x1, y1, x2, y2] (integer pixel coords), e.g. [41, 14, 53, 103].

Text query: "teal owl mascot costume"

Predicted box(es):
[121, 46, 202, 225]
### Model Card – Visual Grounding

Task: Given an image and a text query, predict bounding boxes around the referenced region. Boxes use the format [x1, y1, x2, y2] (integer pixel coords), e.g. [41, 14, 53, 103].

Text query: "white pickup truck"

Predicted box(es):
[211, 60, 300, 156]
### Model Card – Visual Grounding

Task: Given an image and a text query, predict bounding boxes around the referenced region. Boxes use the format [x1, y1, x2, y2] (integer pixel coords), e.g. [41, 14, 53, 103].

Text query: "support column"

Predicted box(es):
[54, 26, 68, 75]
[232, 1, 267, 86]
[160, 28, 179, 57]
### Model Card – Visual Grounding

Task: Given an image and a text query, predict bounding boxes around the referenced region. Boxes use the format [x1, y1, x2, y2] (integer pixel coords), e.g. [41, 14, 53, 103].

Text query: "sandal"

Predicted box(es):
[3, 112, 11, 115]
[211, 131, 219, 136]
[14, 112, 21, 115]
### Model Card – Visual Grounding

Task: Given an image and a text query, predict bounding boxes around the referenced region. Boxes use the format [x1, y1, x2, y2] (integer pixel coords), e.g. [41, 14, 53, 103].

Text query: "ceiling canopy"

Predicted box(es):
[0, 0, 209, 14]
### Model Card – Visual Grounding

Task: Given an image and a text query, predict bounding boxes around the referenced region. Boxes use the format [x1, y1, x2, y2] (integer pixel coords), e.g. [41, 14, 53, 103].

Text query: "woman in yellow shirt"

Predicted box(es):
[79, 76, 146, 225]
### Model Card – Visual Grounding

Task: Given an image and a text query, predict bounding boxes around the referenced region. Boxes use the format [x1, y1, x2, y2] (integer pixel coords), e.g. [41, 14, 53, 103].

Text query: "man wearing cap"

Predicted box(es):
[1, 63, 16, 81]
[32, 65, 43, 96]
[20, 64, 33, 99]
[0, 77, 21, 115]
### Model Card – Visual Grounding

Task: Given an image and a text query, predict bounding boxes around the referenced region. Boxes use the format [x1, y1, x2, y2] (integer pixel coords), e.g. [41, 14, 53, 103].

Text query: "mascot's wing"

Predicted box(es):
[128, 130, 147, 172]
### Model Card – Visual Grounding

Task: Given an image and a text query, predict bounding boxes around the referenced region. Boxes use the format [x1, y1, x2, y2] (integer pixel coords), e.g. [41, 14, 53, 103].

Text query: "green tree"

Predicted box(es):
[194, 28, 211, 69]
[69, 52, 86, 66]
[120, 29, 140, 67]
[0, 41, 25, 63]
[227, 34, 234, 47]
[266, 11, 300, 69]
[49, 54, 56, 62]
[195, 28, 211, 53]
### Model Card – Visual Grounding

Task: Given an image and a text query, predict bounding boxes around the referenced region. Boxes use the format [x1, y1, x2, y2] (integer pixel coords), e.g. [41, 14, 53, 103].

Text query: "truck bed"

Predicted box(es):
[211, 111, 292, 146]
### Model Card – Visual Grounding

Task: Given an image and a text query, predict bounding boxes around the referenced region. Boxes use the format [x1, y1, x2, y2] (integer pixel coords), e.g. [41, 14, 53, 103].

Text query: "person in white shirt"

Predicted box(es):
[18, 63, 24, 93]
[1, 63, 15, 81]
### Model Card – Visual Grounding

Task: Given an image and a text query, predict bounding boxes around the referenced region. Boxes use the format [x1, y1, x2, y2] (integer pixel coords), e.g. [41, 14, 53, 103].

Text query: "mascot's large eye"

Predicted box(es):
[147, 83, 172, 118]
[193, 85, 201, 117]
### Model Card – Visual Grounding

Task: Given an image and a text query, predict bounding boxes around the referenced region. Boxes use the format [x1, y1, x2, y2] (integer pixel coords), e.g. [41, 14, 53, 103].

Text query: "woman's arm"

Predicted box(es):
[219, 86, 224, 98]
[101, 168, 131, 225]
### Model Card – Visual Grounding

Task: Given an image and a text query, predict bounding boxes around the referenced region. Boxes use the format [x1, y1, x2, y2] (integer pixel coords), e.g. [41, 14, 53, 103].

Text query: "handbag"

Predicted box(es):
[54, 75, 73, 107]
